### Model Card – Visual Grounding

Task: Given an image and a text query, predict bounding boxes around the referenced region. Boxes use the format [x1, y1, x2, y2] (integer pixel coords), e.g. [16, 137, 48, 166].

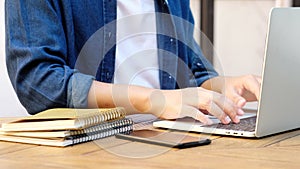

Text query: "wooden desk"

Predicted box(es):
[0, 118, 299, 169]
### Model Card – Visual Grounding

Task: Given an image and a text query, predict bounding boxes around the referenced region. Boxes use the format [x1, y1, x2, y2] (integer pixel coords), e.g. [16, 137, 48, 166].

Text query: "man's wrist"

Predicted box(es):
[201, 76, 224, 93]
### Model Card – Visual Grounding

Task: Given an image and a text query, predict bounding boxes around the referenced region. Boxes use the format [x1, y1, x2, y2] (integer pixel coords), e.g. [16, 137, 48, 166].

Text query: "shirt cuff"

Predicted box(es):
[67, 72, 95, 108]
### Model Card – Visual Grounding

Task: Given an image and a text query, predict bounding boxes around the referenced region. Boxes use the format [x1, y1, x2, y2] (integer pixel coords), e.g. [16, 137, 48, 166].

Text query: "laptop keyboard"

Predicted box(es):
[203, 116, 257, 132]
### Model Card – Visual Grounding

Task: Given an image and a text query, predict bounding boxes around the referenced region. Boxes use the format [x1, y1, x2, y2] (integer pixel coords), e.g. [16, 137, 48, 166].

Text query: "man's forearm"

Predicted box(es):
[87, 80, 155, 115]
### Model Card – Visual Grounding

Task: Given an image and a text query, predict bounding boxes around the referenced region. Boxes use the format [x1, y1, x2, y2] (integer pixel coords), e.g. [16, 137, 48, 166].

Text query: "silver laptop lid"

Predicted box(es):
[256, 8, 300, 137]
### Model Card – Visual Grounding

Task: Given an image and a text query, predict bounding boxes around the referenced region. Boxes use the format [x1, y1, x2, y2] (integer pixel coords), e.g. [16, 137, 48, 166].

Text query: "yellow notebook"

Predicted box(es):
[1, 107, 126, 131]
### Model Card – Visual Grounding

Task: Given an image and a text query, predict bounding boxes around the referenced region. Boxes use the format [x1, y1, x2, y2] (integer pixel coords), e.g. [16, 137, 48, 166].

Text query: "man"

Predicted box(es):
[5, 0, 260, 124]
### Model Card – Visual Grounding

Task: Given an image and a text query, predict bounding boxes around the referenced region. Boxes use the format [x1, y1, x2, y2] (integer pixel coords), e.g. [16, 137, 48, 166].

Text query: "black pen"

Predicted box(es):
[173, 139, 211, 149]
[116, 133, 211, 149]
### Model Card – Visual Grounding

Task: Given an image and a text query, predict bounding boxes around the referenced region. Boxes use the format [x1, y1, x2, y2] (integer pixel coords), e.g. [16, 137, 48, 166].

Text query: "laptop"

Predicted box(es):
[153, 8, 300, 138]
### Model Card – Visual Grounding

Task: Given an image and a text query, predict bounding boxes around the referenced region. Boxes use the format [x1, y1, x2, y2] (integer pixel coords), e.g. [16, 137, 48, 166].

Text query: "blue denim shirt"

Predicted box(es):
[5, 0, 218, 115]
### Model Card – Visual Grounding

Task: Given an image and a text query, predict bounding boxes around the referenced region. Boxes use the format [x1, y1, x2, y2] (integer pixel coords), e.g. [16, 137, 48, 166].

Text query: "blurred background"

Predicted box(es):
[0, 1, 27, 117]
[0, 0, 293, 117]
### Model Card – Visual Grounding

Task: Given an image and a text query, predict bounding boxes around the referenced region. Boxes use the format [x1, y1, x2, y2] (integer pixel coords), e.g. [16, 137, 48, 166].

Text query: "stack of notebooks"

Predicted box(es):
[0, 107, 133, 147]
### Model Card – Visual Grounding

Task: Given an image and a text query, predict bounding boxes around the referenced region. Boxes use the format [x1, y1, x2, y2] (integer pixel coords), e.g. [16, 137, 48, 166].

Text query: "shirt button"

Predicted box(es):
[196, 63, 202, 67]
[170, 38, 174, 43]
[168, 75, 172, 79]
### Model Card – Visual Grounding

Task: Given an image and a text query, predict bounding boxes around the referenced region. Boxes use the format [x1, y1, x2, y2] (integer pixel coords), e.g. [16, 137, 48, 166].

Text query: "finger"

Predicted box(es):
[254, 75, 262, 84]
[212, 94, 241, 123]
[228, 89, 247, 109]
[181, 105, 213, 125]
[203, 99, 233, 124]
[243, 75, 261, 100]
[195, 89, 237, 124]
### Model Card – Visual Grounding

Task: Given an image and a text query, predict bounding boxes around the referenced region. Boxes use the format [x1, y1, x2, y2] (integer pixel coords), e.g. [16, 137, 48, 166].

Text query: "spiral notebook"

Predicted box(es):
[1, 107, 126, 131]
[0, 107, 133, 146]
[0, 118, 133, 147]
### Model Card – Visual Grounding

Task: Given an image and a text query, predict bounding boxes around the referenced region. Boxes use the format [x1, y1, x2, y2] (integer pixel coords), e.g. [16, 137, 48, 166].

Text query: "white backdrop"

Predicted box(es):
[214, 0, 291, 77]
[0, 1, 28, 117]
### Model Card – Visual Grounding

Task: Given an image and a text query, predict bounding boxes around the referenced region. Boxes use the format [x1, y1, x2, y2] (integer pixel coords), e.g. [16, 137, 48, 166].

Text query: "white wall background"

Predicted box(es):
[0, 1, 28, 117]
[214, 0, 292, 76]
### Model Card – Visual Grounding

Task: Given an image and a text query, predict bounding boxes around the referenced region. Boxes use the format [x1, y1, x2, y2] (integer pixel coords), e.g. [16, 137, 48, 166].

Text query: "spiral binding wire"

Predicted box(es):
[69, 118, 133, 145]
[76, 107, 127, 129]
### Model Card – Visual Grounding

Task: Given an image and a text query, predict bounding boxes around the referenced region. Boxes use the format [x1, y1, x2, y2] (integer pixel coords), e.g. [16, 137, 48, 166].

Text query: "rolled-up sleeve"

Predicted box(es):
[5, 0, 94, 115]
